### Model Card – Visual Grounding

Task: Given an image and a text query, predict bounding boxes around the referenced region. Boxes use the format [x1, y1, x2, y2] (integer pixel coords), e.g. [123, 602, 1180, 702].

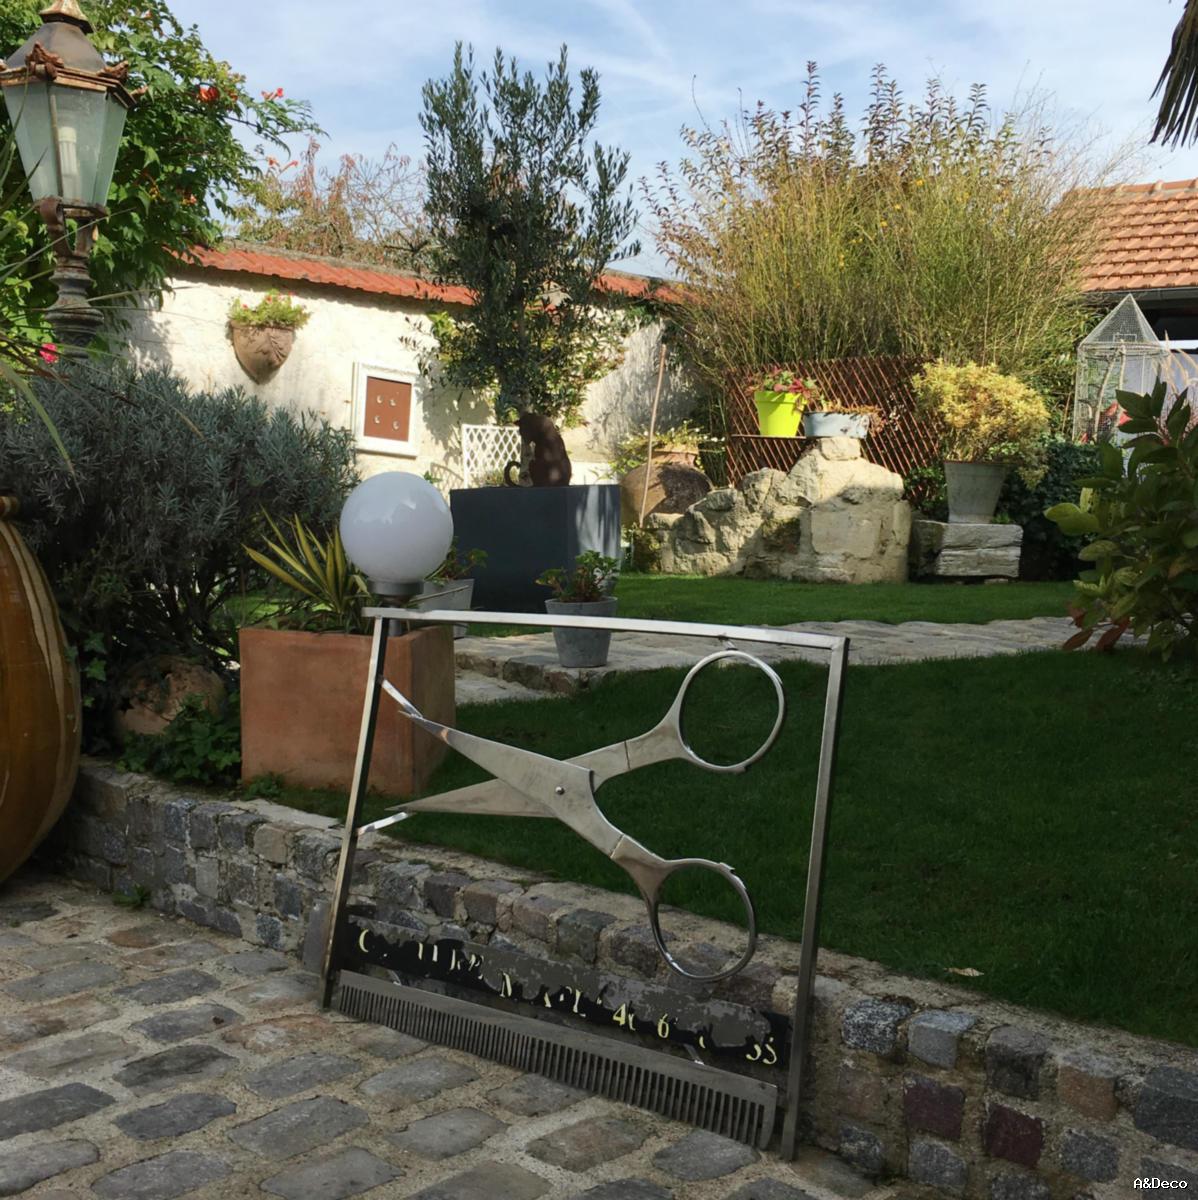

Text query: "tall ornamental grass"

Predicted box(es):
[645, 66, 1125, 408]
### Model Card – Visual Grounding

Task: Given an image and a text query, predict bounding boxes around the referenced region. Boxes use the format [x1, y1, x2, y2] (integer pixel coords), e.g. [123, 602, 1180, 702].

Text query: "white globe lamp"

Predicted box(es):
[340, 472, 454, 599]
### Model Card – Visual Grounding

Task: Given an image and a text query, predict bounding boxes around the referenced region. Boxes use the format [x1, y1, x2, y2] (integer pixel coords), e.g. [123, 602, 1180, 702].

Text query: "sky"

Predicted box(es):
[169, 0, 1198, 275]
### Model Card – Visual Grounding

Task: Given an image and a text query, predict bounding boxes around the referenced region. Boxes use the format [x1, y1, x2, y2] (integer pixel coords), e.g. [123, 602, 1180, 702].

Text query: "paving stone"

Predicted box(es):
[410, 1162, 550, 1200]
[291, 831, 341, 881]
[837, 1065, 884, 1121]
[219, 809, 265, 851]
[726, 1181, 817, 1200]
[127, 940, 221, 970]
[908, 1011, 978, 1070]
[842, 999, 911, 1055]
[511, 894, 562, 942]
[0, 1082, 114, 1139]
[358, 1056, 478, 1108]
[1055, 1049, 1119, 1121]
[988, 1171, 1050, 1200]
[115, 1091, 237, 1140]
[247, 1050, 359, 1098]
[4, 960, 120, 1001]
[909, 1139, 968, 1195]
[260, 1146, 402, 1200]
[557, 909, 618, 963]
[904, 1075, 965, 1140]
[0, 931, 31, 949]
[838, 1124, 885, 1176]
[1059, 1128, 1119, 1181]
[490, 1072, 585, 1115]
[982, 1104, 1044, 1169]
[189, 802, 240, 851]
[113, 1043, 237, 1093]
[985, 1027, 1049, 1100]
[132, 1002, 241, 1043]
[223, 1015, 332, 1053]
[0, 1138, 97, 1194]
[92, 1149, 230, 1199]
[0, 900, 57, 924]
[3, 1031, 134, 1077]
[461, 879, 520, 925]
[228, 972, 319, 1008]
[253, 823, 292, 864]
[1134, 1065, 1198, 1151]
[423, 870, 471, 918]
[1141, 1157, 1198, 1189]
[528, 1115, 648, 1172]
[222, 948, 289, 975]
[389, 1107, 506, 1158]
[0, 995, 117, 1052]
[607, 925, 660, 977]
[13, 943, 91, 968]
[652, 1128, 758, 1180]
[227, 1096, 369, 1160]
[576, 1181, 672, 1200]
[116, 968, 220, 1006]
[350, 1025, 426, 1060]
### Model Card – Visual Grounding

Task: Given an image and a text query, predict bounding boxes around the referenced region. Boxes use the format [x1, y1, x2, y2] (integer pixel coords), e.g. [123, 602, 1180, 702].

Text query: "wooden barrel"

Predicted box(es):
[0, 495, 81, 883]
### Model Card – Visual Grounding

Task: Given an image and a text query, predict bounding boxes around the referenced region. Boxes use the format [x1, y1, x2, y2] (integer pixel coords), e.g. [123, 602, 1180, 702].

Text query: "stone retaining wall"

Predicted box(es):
[41, 761, 1198, 1198]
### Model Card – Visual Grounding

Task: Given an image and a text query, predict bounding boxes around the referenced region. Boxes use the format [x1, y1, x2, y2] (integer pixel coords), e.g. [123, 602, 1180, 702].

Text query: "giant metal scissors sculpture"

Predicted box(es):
[361, 648, 787, 982]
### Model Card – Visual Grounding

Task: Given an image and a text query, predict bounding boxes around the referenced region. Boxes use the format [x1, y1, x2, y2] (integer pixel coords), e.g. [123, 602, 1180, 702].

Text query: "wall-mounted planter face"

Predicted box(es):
[231, 324, 296, 383]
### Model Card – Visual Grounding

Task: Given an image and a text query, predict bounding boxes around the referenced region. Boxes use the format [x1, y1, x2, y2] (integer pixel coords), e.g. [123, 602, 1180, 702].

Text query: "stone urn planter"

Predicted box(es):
[231, 324, 296, 383]
[0, 495, 81, 883]
[238, 624, 454, 796]
[802, 411, 870, 439]
[545, 598, 619, 668]
[945, 461, 1008, 524]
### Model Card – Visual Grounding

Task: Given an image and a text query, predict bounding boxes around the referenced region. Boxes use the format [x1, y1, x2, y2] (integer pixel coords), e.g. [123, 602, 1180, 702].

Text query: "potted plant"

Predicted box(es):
[753, 370, 822, 437]
[911, 361, 1050, 524]
[408, 539, 487, 638]
[536, 551, 620, 668]
[228, 292, 311, 382]
[240, 515, 454, 795]
[801, 402, 880, 440]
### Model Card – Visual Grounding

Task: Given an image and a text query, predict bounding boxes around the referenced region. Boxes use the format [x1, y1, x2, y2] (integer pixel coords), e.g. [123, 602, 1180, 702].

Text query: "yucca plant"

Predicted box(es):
[245, 514, 369, 633]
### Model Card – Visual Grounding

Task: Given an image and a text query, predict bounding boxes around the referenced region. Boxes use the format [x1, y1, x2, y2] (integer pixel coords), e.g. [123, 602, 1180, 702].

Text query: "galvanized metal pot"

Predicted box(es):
[801, 411, 870, 439]
[945, 460, 1008, 524]
[408, 579, 474, 639]
[545, 598, 618, 667]
[0, 495, 81, 883]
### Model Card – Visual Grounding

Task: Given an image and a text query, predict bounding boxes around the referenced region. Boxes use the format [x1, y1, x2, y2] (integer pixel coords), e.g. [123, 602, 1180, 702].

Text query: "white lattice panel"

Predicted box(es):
[461, 424, 521, 487]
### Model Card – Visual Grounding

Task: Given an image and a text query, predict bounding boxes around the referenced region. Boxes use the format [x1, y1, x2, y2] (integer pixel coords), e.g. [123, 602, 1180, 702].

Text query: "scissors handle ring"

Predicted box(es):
[645, 858, 758, 983]
[673, 649, 786, 774]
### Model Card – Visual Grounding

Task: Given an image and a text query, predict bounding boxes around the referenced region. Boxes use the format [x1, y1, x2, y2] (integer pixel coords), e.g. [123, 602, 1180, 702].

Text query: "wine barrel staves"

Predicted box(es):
[0, 495, 81, 883]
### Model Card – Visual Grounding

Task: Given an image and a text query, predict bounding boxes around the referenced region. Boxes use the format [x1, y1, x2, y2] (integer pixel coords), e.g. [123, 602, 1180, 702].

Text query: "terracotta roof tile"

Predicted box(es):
[1083, 178, 1198, 292]
[182, 242, 677, 306]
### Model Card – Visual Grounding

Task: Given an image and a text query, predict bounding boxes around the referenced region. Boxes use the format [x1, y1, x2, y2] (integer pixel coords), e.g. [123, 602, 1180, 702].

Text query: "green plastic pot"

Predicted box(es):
[753, 389, 804, 437]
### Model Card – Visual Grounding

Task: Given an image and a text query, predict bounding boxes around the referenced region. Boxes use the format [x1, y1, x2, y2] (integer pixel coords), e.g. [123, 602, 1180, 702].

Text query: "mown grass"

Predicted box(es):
[278, 648, 1198, 1047]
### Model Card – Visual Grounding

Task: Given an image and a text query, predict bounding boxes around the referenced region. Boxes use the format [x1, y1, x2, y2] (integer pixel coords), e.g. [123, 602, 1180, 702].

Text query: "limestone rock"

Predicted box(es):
[619, 459, 711, 525]
[113, 655, 226, 740]
[910, 519, 1022, 578]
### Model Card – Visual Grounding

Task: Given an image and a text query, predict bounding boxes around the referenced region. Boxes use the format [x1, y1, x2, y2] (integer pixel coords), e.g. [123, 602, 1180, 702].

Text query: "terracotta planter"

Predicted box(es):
[239, 624, 454, 797]
[231, 323, 296, 382]
[0, 496, 81, 883]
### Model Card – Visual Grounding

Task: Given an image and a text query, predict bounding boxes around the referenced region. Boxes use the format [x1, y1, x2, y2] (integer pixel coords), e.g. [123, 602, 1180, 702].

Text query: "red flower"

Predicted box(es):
[275, 87, 284, 98]
[39, 342, 58, 364]
[198, 84, 219, 104]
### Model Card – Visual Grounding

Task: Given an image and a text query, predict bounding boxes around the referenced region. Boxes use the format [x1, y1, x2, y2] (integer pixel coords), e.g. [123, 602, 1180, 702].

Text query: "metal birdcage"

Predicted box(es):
[1073, 294, 1166, 441]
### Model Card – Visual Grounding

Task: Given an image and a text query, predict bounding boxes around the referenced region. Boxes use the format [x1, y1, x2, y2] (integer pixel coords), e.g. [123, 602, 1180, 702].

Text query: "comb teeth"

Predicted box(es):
[336, 971, 778, 1149]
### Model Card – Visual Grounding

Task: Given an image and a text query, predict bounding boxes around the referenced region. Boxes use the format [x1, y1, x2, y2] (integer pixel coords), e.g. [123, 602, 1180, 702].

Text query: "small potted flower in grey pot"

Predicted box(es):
[537, 551, 619, 668]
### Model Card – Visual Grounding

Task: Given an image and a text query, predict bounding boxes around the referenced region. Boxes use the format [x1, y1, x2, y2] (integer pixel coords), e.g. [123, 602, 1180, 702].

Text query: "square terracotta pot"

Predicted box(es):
[239, 625, 454, 797]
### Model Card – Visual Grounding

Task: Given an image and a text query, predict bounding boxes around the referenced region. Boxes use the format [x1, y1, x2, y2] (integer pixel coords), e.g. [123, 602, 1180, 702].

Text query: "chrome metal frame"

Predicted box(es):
[320, 606, 849, 1160]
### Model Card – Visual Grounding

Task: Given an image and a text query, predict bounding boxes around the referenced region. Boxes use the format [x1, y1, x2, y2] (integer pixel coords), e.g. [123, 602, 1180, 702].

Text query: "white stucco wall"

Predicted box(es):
[120, 269, 696, 488]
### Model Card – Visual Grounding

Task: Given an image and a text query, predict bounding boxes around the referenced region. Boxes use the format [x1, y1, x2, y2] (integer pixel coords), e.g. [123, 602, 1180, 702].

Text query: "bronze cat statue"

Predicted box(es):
[504, 412, 572, 487]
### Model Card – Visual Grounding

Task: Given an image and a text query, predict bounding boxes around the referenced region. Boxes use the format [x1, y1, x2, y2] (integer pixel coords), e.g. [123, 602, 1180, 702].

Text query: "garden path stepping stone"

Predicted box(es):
[4, 961, 120, 1001]
[653, 1129, 759, 1181]
[91, 1149, 230, 1199]
[222, 949, 289, 975]
[113, 1043, 236, 1093]
[227, 1096, 369, 1160]
[246, 1051, 359, 1098]
[0, 1138, 97, 1193]
[107, 924, 172, 948]
[228, 972, 319, 1008]
[358, 1057, 478, 1108]
[221, 1015, 329, 1053]
[0, 1082, 114, 1139]
[388, 1107, 506, 1158]
[132, 1002, 241, 1043]
[128, 940, 221, 969]
[349, 1025, 425, 1059]
[726, 1181, 820, 1200]
[116, 968, 220, 1005]
[410, 1162, 550, 1200]
[0, 900, 57, 924]
[3, 1031, 135, 1077]
[573, 1182, 672, 1200]
[115, 1092, 236, 1140]
[14, 944, 92, 968]
[260, 1146, 403, 1200]
[527, 1116, 648, 1172]
[488, 1073, 584, 1116]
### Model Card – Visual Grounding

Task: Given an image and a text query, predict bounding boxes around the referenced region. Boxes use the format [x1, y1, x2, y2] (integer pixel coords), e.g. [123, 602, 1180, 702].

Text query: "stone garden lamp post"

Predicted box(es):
[1, 0, 134, 347]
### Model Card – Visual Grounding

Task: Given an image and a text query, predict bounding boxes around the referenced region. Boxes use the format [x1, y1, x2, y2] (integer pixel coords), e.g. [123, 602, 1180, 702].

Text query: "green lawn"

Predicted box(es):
[278, 649, 1198, 1047]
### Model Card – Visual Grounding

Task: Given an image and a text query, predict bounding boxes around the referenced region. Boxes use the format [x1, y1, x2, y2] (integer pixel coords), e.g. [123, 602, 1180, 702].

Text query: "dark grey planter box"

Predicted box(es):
[449, 484, 621, 611]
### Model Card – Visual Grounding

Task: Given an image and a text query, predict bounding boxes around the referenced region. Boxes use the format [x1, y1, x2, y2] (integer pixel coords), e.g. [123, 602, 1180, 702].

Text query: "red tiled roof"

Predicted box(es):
[183, 242, 677, 305]
[1082, 178, 1198, 293]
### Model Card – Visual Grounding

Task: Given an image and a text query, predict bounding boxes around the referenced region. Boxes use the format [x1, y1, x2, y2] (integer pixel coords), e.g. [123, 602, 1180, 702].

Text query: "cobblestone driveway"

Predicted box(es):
[0, 874, 900, 1200]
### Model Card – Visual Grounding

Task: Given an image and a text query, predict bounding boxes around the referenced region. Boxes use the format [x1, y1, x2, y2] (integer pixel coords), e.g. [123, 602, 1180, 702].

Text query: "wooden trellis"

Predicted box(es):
[724, 356, 939, 486]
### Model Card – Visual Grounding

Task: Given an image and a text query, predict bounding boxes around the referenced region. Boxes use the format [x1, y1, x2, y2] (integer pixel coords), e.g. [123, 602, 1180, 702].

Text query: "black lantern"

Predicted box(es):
[1, 0, 134, 346]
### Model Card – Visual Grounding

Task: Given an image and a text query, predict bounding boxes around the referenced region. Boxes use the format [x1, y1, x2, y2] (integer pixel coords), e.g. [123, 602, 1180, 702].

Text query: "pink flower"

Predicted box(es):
[39, 342, 58, 364]
[275, 87, 284, 98]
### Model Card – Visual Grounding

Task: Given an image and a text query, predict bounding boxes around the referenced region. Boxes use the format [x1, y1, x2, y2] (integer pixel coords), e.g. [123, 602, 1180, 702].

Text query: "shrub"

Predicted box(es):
[0, 362, 359, 738]
[119, 693, 241, 787]
[1046, 382, 1198, 659]
[227, 292, 311, 329]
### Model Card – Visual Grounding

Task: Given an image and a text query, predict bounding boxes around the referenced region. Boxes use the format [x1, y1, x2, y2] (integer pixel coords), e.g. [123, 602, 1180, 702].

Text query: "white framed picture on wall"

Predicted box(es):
[352, 362, 421, 457]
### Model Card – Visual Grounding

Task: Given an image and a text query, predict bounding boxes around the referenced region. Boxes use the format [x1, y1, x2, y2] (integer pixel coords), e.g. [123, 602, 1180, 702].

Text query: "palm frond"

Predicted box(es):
[1153, 0, 1198, 147]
